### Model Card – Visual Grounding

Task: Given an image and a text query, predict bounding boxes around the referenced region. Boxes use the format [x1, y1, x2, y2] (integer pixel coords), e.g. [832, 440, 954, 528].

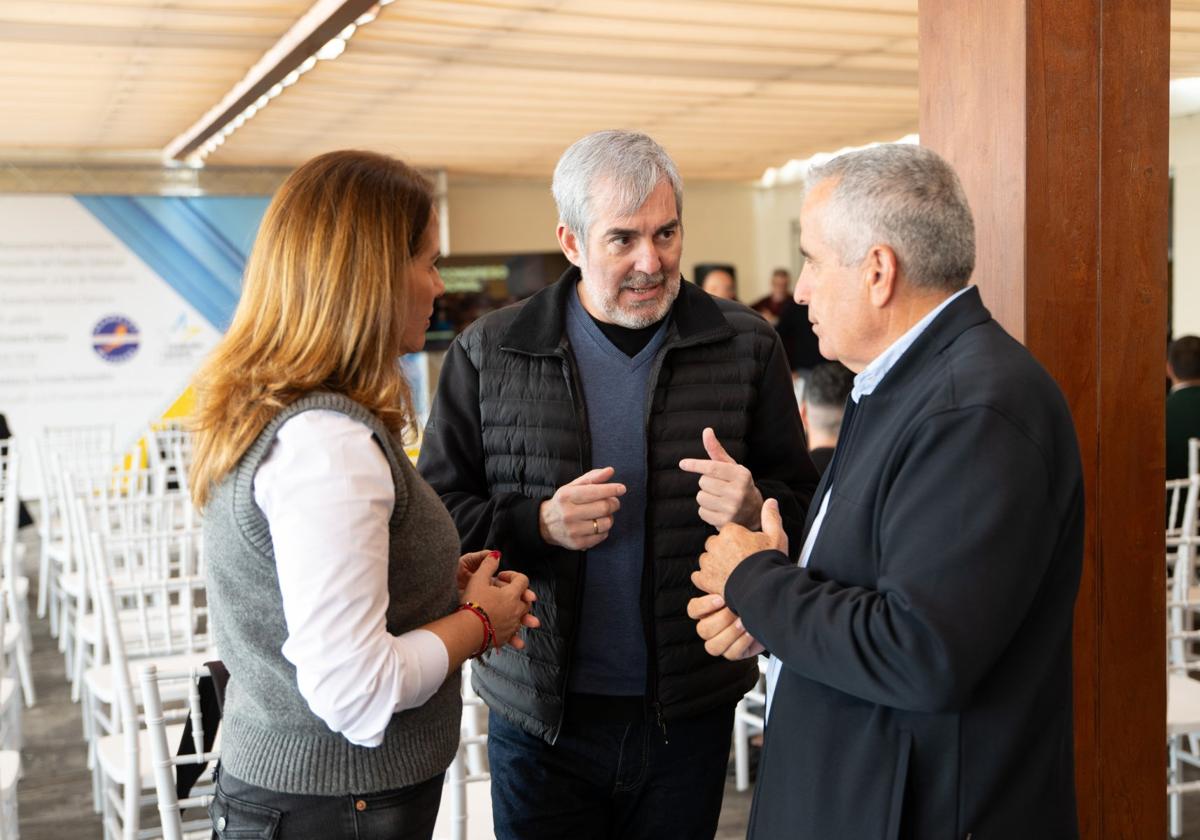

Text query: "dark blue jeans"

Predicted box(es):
[209, 765, 444, 840]
[487, 704, 734, 840]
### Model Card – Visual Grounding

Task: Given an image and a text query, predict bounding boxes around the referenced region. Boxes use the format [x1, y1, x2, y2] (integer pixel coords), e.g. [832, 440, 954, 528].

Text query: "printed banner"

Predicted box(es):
[0, 195, 267, 496]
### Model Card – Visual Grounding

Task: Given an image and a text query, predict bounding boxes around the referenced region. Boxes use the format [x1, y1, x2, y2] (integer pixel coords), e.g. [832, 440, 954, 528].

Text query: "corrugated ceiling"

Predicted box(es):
[0, 0, 1197, 180]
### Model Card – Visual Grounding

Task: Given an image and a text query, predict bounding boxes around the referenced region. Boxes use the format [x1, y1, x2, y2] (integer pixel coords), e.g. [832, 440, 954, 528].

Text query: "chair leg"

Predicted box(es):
[57, 593, 72, 657]
[4, 694, 22, 753]
[447, 748, 466, 840]
[81, 686, 94, 745]
[36, 545, 50, 620]
[19, 597, 31, 655]
[91, 747, 104, 814]
[734, 700, 750, 793]
[1172, 735, 1184, 839]
[48, 580, 59, 639]
[463, 703, 486, 776]
[70, 614, 93, 705]
[13, 635, 34, 707]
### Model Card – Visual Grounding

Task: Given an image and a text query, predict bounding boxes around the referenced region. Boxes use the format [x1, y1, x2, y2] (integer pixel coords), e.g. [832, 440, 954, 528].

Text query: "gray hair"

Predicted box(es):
[552, 130, 683, 250]
[807, 144, 975, 291]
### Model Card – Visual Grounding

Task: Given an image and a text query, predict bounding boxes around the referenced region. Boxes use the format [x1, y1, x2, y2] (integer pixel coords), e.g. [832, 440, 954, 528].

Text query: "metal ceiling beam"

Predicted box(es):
[161, 0, 378, 163]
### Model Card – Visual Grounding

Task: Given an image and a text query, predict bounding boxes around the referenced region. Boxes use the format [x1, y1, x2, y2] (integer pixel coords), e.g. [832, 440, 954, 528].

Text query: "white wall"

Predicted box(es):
[678, 180, 759, 299]
[445, 178, 559, 255]
[1173, 113, 1200, 338]
[752, 179, 807, 298]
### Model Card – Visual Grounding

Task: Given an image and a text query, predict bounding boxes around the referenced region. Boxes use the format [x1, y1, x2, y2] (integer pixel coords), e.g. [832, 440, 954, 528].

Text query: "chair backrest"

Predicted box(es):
[0, 452, 22, 629]
[43, 423, 115, 460]
[41, 424, 119, 498]
[64, 471, 185, 610]
[33, 425, 115, 547]
[146, 421, 195, 495]
[1168, 477, 1200, 544]
[0, 447, 17, 575]
[93, 539, 209, 840]
[139, 663, 217, 840]
[55, 457, 167, 567]
[88, 529, 208, 663]
[1169, 537, 1200, 677]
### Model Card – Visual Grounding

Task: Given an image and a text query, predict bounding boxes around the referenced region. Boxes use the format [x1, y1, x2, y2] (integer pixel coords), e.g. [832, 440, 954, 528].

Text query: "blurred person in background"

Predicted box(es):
[697, 263, 738, 300]
[750, 267, 795, 325]
[798, 361, 854, 476]
[0, 413, 32, 528]
[1167, 334, 1200, 479]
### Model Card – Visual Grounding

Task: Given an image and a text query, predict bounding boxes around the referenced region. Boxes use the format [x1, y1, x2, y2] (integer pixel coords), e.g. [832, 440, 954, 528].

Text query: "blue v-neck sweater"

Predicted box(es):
[564, 291, 669, 696]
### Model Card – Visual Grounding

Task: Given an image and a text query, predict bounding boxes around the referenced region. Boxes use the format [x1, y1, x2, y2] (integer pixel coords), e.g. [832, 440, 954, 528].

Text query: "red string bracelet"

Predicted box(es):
[457, 602, 495, 657]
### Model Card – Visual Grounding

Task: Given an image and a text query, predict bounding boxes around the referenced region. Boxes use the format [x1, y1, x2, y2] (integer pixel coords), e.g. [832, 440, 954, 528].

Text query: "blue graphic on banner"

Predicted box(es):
[76, 195, 269, 330]
[91, 314, 141, 362]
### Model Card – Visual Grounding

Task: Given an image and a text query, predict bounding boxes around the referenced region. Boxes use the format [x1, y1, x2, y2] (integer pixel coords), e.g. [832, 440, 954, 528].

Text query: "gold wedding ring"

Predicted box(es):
[592, 518, 600, 535]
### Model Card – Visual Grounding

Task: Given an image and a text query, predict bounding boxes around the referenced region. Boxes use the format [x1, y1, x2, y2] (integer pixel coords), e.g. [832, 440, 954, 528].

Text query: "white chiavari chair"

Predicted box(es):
[44, 448, 136, 648]
[139, 663, 218, 840]
[444, 660, 490, 840]
[733, 658, 768, 793]
[1167, 475, 1200, 837]
[80, 511, 206, 810]
[0, 590, 21, 839]
[34, 423, 115, 627]
[0, 439, 31, 654]
[60, 466, 170, 698]
[146, 420, 194, 497]
[0, 451, 33, 710]
[91, 532, 211, 839]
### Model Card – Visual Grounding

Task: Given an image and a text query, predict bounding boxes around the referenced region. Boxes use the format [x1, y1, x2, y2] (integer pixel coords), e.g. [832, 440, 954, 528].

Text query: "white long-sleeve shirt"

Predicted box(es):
[254, 409, 449, 747]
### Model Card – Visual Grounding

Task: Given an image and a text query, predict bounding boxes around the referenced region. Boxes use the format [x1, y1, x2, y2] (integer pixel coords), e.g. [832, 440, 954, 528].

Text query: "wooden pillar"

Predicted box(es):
[920, 2, 1169, 837]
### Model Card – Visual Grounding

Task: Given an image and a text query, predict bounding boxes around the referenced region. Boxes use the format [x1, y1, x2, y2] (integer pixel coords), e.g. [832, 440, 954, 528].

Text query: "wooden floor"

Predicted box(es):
[11, 524, 754, 839]
[29, 512, 1198, 839]
[17, 527, 102, 838]
[15, 513, 1200, 839]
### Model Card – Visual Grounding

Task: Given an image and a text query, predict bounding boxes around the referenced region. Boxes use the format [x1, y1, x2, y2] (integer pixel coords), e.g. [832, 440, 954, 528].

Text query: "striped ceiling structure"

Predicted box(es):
[1, 0, 1199, 181]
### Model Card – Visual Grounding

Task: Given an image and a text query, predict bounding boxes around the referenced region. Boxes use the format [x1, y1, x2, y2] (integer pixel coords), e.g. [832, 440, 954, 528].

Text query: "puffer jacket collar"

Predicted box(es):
[500, 266, 736, 354]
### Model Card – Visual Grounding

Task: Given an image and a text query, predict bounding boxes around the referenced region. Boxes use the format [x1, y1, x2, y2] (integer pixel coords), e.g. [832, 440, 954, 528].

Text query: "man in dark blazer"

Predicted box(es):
[688, 144, 1084, 839]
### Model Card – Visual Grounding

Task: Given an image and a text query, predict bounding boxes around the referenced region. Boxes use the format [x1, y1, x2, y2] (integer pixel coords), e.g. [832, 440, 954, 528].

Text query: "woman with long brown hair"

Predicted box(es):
[191, 150, 537, 839]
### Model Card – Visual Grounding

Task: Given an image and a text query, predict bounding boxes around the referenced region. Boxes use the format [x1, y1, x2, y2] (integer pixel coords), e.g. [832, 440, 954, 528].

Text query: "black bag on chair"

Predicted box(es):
[176, 660, 229, 799]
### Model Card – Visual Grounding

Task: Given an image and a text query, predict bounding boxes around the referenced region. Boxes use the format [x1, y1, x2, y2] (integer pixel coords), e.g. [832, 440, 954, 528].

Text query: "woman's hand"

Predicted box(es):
[457, 549, 496, 597]
[462, 553, 540, 650]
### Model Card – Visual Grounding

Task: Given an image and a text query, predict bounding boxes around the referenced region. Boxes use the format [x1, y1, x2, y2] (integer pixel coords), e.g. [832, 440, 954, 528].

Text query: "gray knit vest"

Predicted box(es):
[205, 392, 462, 795]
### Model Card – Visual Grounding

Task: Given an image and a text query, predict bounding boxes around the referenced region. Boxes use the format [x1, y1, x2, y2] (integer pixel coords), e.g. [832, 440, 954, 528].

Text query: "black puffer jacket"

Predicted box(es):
[419, 270, 817, 743]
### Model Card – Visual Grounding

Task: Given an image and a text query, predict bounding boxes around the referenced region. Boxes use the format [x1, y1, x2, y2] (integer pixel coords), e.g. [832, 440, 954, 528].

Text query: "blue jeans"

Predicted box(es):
[487, 704, 734, 840]
[209, 765, 444, 840]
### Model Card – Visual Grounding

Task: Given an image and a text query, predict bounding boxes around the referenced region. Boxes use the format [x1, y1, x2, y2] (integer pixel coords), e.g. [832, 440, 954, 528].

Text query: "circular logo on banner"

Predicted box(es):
[91, 315, 140, 363]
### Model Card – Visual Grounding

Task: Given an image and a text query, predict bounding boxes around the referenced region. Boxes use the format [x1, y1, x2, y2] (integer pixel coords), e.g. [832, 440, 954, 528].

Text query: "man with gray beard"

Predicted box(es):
[419, 130, 817, 839]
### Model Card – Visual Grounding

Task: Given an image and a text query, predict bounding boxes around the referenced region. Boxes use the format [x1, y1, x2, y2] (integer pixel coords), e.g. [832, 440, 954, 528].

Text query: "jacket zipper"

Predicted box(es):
[642, 342, 672, 743]
[551, 343, 591, 744]
[638, 328, 727, 742]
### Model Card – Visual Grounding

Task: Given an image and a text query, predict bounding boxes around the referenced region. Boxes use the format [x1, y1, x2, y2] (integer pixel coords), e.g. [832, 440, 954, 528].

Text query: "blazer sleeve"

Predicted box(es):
[725, 404, 1060, 713]
[744, 334, 820, 554]
[417, 335, 551, 563]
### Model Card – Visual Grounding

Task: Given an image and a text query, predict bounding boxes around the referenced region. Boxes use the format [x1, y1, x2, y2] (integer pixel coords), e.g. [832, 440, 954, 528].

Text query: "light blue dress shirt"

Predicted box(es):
[763, 286, 971, 719]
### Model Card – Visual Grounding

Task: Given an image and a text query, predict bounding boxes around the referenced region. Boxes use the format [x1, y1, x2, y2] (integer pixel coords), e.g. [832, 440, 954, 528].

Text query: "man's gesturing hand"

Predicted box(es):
[679, 427, 764, 529]
[539, 466, 626, 550]
[691, 498, 788, 599]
